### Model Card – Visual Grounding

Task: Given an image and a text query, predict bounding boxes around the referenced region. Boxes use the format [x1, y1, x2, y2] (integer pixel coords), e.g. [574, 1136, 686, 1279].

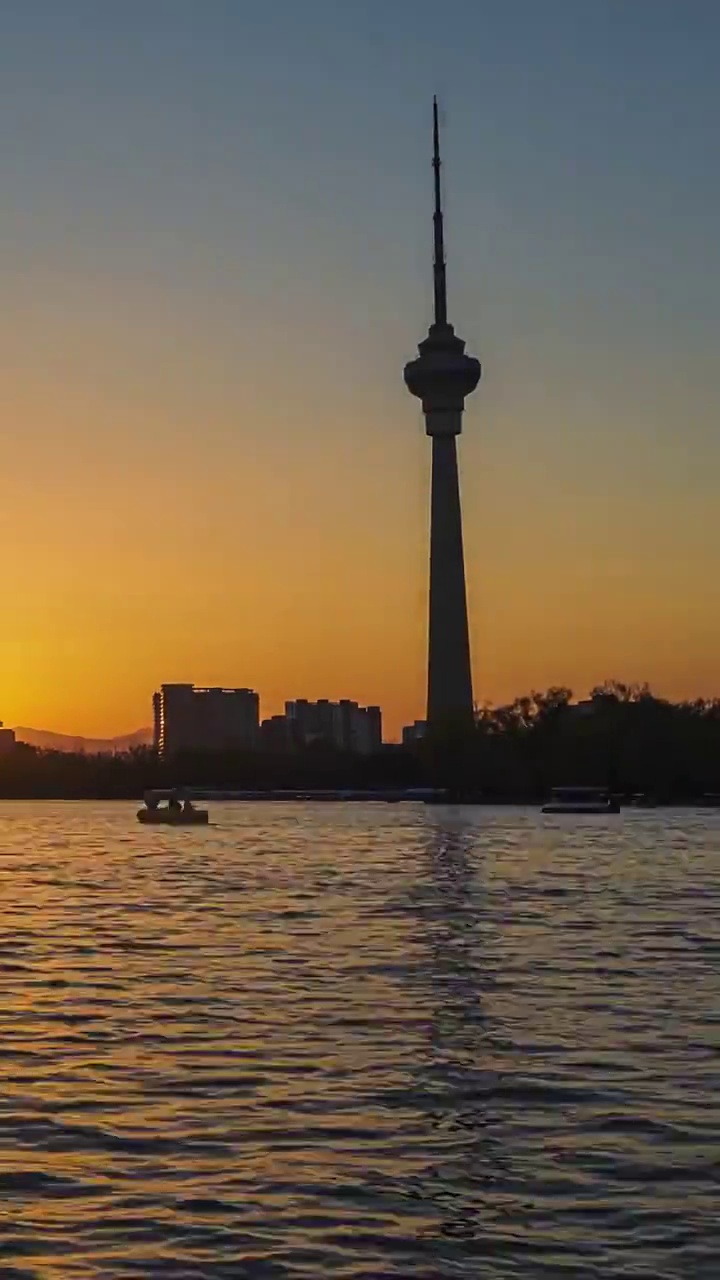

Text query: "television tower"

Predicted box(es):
[404, 99, 481, 733]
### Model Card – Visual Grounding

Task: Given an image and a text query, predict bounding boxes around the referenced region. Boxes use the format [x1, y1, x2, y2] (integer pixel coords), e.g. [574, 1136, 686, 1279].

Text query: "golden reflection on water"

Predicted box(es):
[0, 800, 717, 1277]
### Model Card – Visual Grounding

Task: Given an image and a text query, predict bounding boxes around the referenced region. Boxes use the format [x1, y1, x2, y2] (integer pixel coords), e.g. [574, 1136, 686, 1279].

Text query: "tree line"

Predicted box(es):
[0, 682, 719, 801]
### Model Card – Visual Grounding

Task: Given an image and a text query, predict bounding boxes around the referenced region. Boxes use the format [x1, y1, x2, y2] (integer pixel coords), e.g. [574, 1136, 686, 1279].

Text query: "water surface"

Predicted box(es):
[0, 801, 717, 1278]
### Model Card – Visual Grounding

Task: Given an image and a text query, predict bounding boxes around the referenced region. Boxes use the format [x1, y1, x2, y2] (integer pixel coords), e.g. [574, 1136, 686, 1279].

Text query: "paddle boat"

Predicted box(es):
[137, 790, 209, 825]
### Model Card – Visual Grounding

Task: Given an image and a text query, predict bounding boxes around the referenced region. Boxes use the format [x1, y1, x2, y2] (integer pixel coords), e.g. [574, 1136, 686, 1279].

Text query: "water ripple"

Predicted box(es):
[0, 800, 716, 1277]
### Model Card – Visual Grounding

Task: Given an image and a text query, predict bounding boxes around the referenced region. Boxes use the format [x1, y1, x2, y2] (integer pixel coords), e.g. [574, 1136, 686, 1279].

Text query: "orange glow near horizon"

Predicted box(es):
[2, 340, 719, 741]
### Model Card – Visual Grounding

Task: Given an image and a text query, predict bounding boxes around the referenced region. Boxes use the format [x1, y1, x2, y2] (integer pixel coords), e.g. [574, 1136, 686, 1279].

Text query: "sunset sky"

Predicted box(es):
[2, 0, 720, 739]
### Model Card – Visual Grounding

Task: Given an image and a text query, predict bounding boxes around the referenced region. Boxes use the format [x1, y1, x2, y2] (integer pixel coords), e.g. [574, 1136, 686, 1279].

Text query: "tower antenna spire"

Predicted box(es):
[432, 95, 448, 327]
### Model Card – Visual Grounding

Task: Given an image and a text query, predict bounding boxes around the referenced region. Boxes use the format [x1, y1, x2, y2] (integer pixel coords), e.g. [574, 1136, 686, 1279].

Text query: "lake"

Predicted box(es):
[0, 801, 717, 1278]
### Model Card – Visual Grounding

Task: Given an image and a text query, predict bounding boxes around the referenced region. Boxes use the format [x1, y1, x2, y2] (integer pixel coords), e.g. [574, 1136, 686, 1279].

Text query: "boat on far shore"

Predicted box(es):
[542, 786, 620, 815]
[630, 792, 657, 808]
[700, 793, 720, 808]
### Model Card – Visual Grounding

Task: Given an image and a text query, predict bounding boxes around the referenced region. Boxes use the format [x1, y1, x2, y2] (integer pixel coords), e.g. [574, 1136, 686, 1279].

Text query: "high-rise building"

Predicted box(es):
[0, 722, 16, 754]
[284, 699, 382, 754]
[402, 720, 427, 748]
[404, 100, 480, 735]
[259, 714, 293, 752]
[153, 684, 259, 756]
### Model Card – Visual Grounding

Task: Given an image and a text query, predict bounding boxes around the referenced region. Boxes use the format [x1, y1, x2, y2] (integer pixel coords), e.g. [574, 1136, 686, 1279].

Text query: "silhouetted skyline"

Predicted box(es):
[1, 3, 720, 738]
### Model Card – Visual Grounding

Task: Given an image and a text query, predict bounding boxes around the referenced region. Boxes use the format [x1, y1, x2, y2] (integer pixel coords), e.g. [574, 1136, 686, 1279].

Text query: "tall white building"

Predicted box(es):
[284, 699, 382, 754]
[153, 684, 259, 757]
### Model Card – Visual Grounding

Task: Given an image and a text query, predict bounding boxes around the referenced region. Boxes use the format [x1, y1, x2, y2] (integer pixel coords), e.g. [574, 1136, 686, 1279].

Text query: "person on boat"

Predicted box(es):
[168, 793, 182, 813]
[182, 797, 195, 815]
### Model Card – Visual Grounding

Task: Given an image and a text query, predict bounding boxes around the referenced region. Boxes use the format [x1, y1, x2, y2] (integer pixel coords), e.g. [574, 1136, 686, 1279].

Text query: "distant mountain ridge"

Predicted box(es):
[14, 727, 153, 754]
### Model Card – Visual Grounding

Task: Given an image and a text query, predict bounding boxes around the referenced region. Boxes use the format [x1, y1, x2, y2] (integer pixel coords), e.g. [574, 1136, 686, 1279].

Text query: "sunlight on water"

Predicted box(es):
[0, 801, 717, 1277]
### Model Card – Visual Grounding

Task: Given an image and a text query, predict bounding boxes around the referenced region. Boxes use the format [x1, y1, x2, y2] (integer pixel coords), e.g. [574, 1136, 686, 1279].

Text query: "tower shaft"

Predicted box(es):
[427, 433, 473, 727]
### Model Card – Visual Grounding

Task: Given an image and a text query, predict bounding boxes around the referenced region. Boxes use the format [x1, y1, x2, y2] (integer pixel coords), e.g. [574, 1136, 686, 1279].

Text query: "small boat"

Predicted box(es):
[542, 786, 620, 815]
[137, 790, 209, 825]
[137, 806, 209, 825]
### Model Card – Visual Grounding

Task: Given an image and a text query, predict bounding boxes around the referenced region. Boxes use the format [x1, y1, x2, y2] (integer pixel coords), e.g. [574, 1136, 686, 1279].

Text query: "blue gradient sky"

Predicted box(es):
[1, 1, 719, 736]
